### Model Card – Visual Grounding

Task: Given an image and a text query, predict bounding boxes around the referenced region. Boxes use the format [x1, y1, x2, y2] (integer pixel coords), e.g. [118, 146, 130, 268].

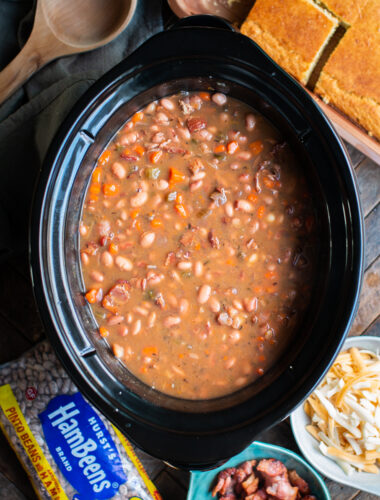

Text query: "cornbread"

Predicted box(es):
[315, 0, 380, 139]
[240, 0, 339, 84]
[316, 0, 369, 26]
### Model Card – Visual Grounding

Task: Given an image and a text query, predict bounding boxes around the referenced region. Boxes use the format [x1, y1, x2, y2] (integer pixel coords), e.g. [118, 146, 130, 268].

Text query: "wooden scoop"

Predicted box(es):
[0, 0, 136, 104]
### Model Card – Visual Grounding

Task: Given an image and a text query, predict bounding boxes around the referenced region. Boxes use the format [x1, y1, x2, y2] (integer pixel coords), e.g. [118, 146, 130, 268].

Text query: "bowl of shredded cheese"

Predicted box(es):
[290, 336, 380, 495]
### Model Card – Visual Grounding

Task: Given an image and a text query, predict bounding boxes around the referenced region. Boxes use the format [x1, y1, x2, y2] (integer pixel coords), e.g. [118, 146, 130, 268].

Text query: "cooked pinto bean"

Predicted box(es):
[80, 91, 318, 400]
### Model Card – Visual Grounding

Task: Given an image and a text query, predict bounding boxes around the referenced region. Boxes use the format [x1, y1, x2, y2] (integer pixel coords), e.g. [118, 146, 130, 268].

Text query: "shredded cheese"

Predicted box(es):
[305, 346, 380, 474]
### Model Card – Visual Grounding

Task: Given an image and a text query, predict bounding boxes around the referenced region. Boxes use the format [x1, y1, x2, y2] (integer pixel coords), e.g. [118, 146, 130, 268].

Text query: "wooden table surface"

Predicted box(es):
[0, 140, 379, 499]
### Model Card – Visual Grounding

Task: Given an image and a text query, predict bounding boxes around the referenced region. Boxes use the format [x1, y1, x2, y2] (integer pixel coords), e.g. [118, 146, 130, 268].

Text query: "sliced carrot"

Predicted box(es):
[151, 218, 163, 228]
[98, 150, 111, 165]
[85, 288, 100, 304]
[130, 209, 140, 219]
[227, 141, 239, 154]
[99, 326, 109, 338]
[225, 258, 235, 265]
[249, 140, 264, 156]
[178, 353, 185, 359]
[134, 144, 145, 156]
[247, 193, 258, 203]
[175, 203, 189, 217]
[89, 194, 98, 202]
[214, 144, 226, 154]
[109, 242, 119, 254]
[92, 167, 102, 184]
[169, 167, 186, 185]
[89, 183, 101, 195]
[257, 205, 265, 218]
[132, 111, 144, 123]
[103, 183, 119, 196]
[199, 91, 210, 101]
[149, 150, 163, 164]
[142, 346, 158, 357]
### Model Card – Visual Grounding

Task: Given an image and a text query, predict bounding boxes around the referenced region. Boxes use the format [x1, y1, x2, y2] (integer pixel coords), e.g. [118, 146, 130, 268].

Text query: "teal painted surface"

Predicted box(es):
[187, 441, 330, 500]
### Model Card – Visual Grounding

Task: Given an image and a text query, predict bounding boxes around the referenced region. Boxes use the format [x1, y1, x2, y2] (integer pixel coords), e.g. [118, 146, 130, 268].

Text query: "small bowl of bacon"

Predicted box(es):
[187, 441, 330, 500]
[291, 335, 380, 496]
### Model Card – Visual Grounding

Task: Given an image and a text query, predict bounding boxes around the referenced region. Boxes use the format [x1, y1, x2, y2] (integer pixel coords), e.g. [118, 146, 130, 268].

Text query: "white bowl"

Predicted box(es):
[290, 336, 380, 496]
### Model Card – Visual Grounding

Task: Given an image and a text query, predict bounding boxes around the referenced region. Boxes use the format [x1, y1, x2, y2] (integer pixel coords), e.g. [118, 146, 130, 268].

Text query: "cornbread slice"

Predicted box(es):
[315, 0, 369, 26]
[315, 1, 380, 139]
[240, 0, 339, 84]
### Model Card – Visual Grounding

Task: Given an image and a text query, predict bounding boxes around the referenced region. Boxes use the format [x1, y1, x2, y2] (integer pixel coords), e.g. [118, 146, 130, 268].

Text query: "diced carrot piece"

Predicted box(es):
[194, 242, 201, 251]
[247, 193, 258, 203]
[169, 167, 186, 185]
[249, 140, 264, 156]
[132, 111, 144, 123]
[178, 353, 185, 359]
[199, 91, 210, 101]
[151, 218, 163, 228]
[142, 346, 158, 357]
[214, 144, 226, 154]
[265, 271, 277, 280]
[103, 183, 119, 196]
[98, 150, 111, 165]
[257, 205, 265, 218]
[176, 193, 184, 204]
[258, 355, 266, 362]
[130, 209, 140, 219]
[99, 326, 109, 338]
[175, 203, 189, 217]
[263, 176, 275, 189]
[90, 183, 101, 195]
[140, 366, 148, 374]
[227, 141, 239, 154]
[149, 150, 163, 164]
[92, 167, 102, 184]
[134, 144, 145, 156]
[225, 258, 235, 265]
[134, 219, 142, 231]
[85, 288, 100, 304]
[109, 242, 119, 254]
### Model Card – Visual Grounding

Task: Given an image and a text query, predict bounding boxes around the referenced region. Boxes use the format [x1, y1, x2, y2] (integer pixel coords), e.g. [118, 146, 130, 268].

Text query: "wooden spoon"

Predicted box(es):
[168, 0, 252, 24]
[0, 0, 136, 104]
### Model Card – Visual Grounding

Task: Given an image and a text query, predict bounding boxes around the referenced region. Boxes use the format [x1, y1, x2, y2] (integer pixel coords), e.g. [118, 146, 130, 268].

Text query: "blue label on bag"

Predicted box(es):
[39, 392, 127, 499]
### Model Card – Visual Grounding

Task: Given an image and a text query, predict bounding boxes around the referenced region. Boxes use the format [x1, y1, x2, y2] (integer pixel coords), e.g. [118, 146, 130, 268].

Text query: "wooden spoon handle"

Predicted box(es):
[0, 37, 52, 105]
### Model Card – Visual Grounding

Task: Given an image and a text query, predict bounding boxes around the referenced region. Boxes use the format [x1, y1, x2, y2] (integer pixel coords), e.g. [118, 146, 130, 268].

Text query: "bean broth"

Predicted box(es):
[79, 91, 318, 399]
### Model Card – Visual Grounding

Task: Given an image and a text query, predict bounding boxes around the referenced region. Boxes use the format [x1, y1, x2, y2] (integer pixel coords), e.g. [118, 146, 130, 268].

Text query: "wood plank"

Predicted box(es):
[0, 259, 44, 344]
[324, 481, 359, 500]
[0, 432, 37, 499]
[364, 203, 380, 270]
[0, 313, 32, 364]
[344, 141, 367, 170]
[350, 256, 380, 336]
[352, 491, 380, 500]
[0, 470, 30, 500]
[363, 315, 380, 337]
[155, 470, 187, 500]
[355, 158, 380, 216]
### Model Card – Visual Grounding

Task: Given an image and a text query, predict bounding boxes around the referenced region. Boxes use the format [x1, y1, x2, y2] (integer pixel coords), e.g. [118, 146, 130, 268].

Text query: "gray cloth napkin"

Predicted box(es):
[0, 0, 165, 260]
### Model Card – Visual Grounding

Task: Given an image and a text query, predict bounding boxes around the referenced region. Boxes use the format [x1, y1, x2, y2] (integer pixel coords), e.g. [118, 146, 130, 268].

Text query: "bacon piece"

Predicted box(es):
[179, 98, 194, 115]
[257, 459, 298, 500]
[165, 251, 176, 266]
[162, 144, 188, 155]
[83, 241, 99, 256]
[102, 281, 130, 314]
[288, 470, 310, 495]
[188, 158, 205, 175]
[246, 490, 267, 500]
[120, 152, 139, 161]
[212, 468, 237, 497]
[187, 117, 207, 133]
[208, 230, 220, 249]
[155, 293, 165, 309]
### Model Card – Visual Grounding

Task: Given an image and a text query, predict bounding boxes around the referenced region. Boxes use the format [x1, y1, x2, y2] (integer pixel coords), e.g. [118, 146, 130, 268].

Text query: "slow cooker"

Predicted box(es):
[30, 16, 363, 469]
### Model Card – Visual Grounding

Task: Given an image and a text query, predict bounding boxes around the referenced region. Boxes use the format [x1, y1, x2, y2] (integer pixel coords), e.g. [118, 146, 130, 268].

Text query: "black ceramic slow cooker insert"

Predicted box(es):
[31, 17, 363, 469]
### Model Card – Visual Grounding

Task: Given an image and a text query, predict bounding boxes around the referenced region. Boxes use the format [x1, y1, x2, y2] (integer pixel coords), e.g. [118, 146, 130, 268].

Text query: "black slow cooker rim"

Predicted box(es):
[30, 20, 363, 466]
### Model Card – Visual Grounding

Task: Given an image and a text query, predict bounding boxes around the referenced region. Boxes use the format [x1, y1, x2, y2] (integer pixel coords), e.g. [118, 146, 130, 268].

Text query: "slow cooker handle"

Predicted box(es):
[168, 14, 235, 32]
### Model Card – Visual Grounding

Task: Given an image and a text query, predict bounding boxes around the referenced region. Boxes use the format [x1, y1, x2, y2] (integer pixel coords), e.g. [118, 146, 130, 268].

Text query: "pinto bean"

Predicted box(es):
[79, 224, 88, 236]
[212, 93, 227, 106]
[245, 113, 256, 131]
[160, 98, 175, 110]
[225, 357, 236, 369]
[147, 311, 156, 328]
[152, 131, 165, 143]
[179, 298, 189, 314]
[229, 330, 241, 343]
[164, 316, 181, 327]
[112, 344, 124, 358]
[243, 297, 258, 312]
[130, 191, 148, 207]
[157, 179, 169, 190]
[90, 270, 104, 283]
[194, 261, 203, 277]
[190, 180, 203, 191]
[237, 151, 252, 161]
[156, 112, 169, 124]
[119, 325, 129, 336]
[209, 296, 220, 313]
[81, 252, 89, 266]
[101, 251, 113, 267]
[107, 315, 124, 325]
[177, 261, 192, 270]
[140, 231, 155, 248]
[224, 202, 234, 217]
[131, 319, 141, 335]
[134, 306, 149, 316]
[115, 255, 133, 271]
[235, 200, 253, 212]
[98, 219, 111, 237]
[198, 284, 211, 304]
